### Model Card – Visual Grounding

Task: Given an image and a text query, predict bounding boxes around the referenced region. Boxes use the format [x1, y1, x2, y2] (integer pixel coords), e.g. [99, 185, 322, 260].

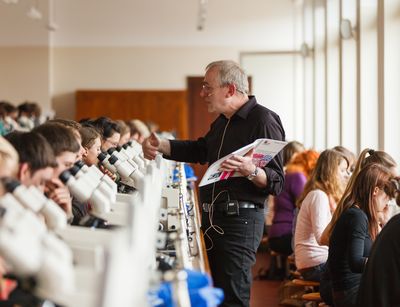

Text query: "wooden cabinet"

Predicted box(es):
[76, 90, 189, 139]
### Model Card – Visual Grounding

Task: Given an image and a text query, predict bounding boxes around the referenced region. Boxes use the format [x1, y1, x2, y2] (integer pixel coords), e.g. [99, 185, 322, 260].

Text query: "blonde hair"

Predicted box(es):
[326, 148, 397, 240]
[297, 149, 348, 208]
[0, 136, 19, 177]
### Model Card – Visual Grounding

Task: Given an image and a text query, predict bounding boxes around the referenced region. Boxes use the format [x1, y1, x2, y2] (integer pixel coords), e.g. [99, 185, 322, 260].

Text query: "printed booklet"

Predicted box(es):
[199, 138, 287, 187]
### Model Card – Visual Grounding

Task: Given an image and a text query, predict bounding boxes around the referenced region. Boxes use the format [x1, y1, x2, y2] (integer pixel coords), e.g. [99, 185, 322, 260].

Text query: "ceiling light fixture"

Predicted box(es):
[197, 0, 208, 31]
[2, 0, 19, 4]
[27, 5, 42, 20]
[46, 0, 59, 31]
[26, 0, 42, 20]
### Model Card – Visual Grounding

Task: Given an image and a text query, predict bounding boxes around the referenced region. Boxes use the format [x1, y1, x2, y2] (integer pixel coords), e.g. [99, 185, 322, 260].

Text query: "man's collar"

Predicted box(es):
[233, 95, 257, 119]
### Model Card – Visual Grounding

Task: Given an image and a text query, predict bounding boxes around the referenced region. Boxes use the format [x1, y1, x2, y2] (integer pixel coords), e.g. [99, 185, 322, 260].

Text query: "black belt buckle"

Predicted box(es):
[225, 200, 239, 216]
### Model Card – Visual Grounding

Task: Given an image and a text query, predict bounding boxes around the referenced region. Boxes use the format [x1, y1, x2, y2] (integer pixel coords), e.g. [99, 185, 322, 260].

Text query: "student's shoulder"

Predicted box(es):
[307, 189, 329, 201]
[344, 207, 368, 224]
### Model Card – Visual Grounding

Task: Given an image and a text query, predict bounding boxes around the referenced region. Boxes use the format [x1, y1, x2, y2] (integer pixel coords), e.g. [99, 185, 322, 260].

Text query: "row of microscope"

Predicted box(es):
[0, 139, 209, 307]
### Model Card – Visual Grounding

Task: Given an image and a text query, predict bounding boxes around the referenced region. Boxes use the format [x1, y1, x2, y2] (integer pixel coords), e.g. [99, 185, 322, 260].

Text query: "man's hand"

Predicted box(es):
[142, 132, 171, 160]
[219, 150, 255, 177]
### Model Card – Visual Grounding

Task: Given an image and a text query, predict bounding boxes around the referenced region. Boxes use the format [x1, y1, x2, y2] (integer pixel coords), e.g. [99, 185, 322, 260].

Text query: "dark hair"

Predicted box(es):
[0, 101, 17, 115]
[80, 126, 101, 148]
[5, 131, 57, 173]
[18, 101, 38, 116]
[90, 117, 121, 139]
[33, 123, 80, 156]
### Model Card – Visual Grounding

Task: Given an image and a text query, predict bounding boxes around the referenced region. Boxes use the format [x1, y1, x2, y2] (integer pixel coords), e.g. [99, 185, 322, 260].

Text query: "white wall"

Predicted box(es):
[0, 47, 51, 111]
[1, 0, 295, 119]
[52, 46, 247, 119]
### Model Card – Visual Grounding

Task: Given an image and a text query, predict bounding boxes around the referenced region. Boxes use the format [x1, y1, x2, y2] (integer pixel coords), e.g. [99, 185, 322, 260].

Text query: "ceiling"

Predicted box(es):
[0, 0, 295, 48]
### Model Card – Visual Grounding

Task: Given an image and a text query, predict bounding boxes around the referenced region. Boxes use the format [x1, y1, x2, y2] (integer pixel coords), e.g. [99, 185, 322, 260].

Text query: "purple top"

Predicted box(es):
[269, 172, 307, 238]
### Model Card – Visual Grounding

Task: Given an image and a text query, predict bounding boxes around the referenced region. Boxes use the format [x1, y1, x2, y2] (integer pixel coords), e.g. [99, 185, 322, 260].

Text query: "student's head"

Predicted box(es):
[1, 102, 18, 120]
[5, 131, 56, 192]
[47, 118, 85, 160]
[282, 141, 305, 166]
[90, 117, 121, 151]
[348, 164, 400, 240]
[285, 149, 319, 179]
[327, 149, 398, 241]
[18, 101, 37, 118]
[80, 125, 102, 166]
[34, 123, 80, 177]
[0, 136, 19, 179]
[333, 146, 356, 174]
[298, 149, 349, 207]
[115, 120, 131, 146]
[128, 119, 151, 144]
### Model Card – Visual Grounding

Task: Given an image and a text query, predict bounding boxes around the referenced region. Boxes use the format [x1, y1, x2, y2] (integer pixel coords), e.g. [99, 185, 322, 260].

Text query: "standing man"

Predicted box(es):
[143, 60, 285, 307]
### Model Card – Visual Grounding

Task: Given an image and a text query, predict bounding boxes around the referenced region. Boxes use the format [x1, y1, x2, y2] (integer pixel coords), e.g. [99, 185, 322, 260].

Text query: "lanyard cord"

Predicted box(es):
[204, 118, 231, 251]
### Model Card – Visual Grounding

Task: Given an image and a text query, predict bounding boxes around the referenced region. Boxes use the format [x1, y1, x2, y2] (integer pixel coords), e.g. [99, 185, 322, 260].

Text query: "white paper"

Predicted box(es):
[199, 138, 287, 187]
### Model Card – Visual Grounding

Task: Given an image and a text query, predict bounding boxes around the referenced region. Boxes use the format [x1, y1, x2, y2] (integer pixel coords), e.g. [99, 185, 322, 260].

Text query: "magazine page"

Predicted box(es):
[199, 138, 287, 187]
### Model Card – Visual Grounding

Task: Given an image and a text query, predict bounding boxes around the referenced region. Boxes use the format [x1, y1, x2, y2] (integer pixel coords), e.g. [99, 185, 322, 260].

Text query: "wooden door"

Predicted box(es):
[187, 77, 218, 188]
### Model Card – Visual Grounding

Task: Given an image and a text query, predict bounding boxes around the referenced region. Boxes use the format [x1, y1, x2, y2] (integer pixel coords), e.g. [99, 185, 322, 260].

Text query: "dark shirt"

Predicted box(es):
[169, 96, 285, 206]
[71, 197, 89, 225]
[328, 206, 372, 291]
[357, 213, 400, 307]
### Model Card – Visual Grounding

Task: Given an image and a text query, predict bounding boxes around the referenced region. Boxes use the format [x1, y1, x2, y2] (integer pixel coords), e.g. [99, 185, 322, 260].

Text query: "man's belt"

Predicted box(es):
[202, 201, 258, 213]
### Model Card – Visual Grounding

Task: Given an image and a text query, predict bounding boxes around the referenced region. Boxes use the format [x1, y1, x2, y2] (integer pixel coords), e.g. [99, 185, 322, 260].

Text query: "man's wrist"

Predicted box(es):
[246, 165, 258, 181]
[158, 139, 171, 156]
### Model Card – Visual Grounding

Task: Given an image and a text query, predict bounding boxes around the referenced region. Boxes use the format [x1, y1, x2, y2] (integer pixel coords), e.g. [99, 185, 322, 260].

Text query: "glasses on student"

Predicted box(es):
[104, 139, 118, 147]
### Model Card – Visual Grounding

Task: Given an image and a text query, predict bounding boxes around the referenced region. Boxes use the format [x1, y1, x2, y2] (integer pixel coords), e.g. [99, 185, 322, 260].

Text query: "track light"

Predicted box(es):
[27, 6, 42, 20]
[197, 0, 208, 31]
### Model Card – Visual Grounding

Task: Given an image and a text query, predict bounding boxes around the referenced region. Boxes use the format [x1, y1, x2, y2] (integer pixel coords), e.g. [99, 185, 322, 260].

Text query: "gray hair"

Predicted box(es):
[206, 60, 249, 95]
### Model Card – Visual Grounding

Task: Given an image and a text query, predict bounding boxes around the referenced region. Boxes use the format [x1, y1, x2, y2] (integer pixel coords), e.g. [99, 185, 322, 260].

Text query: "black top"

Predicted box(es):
[169, 96, 285, 206]
[328, 206, 372, 291]
[357, 213, 400, 307]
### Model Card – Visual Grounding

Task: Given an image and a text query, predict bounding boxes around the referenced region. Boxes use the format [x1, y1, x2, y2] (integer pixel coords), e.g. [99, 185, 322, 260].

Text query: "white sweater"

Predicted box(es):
[294, 189, 331, 270]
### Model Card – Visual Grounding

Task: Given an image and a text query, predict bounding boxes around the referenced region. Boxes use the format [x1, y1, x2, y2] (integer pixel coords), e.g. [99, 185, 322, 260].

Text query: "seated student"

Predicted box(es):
[34, 123, 80, 221]
[17, 102, 36, 130]
[115, 120, 131, 146]
[327, 164, 398, 307]
[268, 150, 319, 277]
[321, 148, 397, 246]
[0, 136, 19, 178]
[89, 117, 121, 151]
[294, 149, 349, 282]
[47, 118, 86, 161]
[80, 125, 102, 166]
[0, 137, 28, 302]
[333, 145, 356, 174]
[127, 119, 150, 144]
[5, 131, 57, 192]
[356, 180, 400, 307]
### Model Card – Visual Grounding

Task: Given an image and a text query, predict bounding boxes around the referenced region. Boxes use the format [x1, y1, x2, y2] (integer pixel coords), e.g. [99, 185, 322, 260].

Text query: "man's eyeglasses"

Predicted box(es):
[201, 84, 218, 93]
[201, 83, 245, 94]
